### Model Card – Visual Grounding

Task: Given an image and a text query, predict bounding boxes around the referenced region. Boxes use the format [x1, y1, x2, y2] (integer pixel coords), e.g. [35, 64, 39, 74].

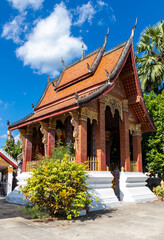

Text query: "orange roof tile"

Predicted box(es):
[37, 45, 125, 109]
[9, 39, 155, 134]
[57, 52, 99, 89]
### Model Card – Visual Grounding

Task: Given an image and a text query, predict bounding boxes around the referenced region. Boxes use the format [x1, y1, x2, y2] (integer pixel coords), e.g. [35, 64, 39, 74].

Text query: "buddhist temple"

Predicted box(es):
[9, 22, 155, 176]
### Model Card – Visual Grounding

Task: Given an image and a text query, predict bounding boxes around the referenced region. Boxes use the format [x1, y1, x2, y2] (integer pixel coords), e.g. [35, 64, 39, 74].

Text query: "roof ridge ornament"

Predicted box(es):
[130, 18, 137, 39]
[47, 74, 50, 83]
[75, 92, 79, 102]
[88, 28, 109, 74]
[61, 57, 65, 69]
[81, 43, 84, 60]
[103, 27, 109, 47]
[87, 62, 90, 71]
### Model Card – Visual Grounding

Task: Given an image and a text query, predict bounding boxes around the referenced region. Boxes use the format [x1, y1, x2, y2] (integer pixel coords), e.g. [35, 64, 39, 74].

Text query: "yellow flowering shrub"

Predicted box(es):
[21, 144, 92, 219]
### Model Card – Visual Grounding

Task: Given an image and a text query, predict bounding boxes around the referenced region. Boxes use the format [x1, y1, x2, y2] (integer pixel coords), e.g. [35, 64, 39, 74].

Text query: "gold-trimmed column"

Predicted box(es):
[133, 124, 142, 172]
[47, 118, 56, 157]
[40, 121, 48, 156]
[76, 109, 88, 164]
[19, 126, 33, 172]
[120, 99, 130, 172]
[96, 98, 106, 171]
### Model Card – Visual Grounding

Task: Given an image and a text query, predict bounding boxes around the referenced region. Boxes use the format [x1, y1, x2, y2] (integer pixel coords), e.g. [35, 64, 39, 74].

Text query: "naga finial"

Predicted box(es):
[104, 27, 109, 47]
[61, 57, 65, 69]
[81, 43, 84, 60]
[130, 18, 137, 39]
[47, 74, 50, 82]
[75, 92, 79, 101]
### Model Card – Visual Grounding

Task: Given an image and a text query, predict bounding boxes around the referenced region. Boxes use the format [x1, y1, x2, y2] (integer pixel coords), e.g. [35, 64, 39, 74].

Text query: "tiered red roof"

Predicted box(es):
[9, 28, 156, 133]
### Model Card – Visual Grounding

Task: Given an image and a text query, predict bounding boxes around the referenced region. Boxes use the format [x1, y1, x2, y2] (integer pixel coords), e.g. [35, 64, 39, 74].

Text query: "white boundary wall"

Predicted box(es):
[119, 172, 158, 203]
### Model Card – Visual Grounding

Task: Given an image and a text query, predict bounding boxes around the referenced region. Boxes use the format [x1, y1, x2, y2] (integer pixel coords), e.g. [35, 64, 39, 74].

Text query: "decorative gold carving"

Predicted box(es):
[48, 118, 56, 130]
[128, 110, 136, 122]
[8, 166, 13, 173]
[26, 125, 33, 135]
[122, 99, 128, 112]
[80, 107, 98, 124]
[102, 94, 123, 120]
[105, 131, 110, 141]
[129, 124, 136, 135]
[134, 124, 142, 136]
[130, 124, 142, 136]
[69, 111, 79, 152]
[40, 121, 48, 155]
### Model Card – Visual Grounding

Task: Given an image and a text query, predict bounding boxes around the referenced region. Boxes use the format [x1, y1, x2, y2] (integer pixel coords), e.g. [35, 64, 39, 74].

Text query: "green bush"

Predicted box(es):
[21, 144, 92, 220]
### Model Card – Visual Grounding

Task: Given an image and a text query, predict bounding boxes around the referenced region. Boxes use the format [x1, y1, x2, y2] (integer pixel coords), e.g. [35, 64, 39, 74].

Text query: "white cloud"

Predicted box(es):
[16, 3, 87, 77]
[0, 134, 7, 139]
[0, 118, 2, 121]
[97, 0, 108, 7]
[1, 14, 26, 44]
[14, 134, 20, 143]
[98, 19, 104, 26]
[111, 14, 116, 22]
[7, 0, 44, 12]
[0, 100, 3, 105]
[74, 1, 96, 26]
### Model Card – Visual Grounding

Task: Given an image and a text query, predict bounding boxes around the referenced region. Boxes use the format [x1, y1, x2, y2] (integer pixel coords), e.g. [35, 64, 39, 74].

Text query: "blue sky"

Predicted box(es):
[0, 0, 163, 148]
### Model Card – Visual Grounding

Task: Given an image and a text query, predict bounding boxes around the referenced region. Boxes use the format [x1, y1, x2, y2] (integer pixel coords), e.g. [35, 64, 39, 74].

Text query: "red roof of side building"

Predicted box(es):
[0, 149, 18, 169]
[9, 27, 156, 134]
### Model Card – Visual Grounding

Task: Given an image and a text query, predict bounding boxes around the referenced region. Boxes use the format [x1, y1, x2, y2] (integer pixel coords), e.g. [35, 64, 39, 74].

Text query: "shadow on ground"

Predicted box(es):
[0, 197, 30, 220]
[0, 197, 117, 222]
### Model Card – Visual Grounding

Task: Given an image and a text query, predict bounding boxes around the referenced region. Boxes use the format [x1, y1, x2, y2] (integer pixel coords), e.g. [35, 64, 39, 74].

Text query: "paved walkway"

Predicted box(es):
[0, 197, 164, 240]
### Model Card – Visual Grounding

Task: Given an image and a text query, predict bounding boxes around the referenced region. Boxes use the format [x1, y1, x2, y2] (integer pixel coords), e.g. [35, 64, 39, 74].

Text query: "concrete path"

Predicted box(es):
[0, 197, 164, 240]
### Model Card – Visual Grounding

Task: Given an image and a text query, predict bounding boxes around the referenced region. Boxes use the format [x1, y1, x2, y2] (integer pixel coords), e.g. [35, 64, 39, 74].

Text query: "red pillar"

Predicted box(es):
[96, 100, 106, 171]
[120, 100, 130, 172]
[47, 129, 56, 157]
[133, 125, 142, 172]
[77, 115, 87, 164]
[22, 135, 32, 172]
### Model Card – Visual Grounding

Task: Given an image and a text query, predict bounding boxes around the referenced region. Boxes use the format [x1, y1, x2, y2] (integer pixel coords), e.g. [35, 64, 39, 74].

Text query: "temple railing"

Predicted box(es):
[130, 161, 138, 172]
[26, 157, 100, 172]
[26, 161, 39, 172]
[87, 157, 99, 171]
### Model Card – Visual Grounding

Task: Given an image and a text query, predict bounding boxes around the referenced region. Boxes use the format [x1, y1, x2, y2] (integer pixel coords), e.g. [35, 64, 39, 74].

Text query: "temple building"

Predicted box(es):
[9, 24, 155, 175]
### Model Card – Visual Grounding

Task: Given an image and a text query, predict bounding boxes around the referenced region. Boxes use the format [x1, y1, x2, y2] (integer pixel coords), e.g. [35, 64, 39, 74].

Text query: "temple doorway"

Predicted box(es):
[105, 107, 120, 171]
[105, 107, 120, 199]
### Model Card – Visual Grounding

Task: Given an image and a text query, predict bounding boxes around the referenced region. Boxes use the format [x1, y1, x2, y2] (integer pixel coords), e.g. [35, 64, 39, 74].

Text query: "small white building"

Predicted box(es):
[0, 149, 18, 196]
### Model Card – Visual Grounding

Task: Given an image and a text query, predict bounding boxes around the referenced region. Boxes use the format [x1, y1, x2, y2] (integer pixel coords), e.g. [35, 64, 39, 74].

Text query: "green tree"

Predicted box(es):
[21, 144, 93, 220]
[4, 138, 22, 160]
[142, 90, 164, 177]
[136, 18, 164, 94]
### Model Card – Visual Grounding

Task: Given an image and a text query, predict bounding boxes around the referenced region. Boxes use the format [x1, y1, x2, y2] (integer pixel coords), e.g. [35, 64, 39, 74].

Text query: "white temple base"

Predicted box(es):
[119, 172, 158, 203]
[5, 172, 31, 205]
[86, 171, 120, 211]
